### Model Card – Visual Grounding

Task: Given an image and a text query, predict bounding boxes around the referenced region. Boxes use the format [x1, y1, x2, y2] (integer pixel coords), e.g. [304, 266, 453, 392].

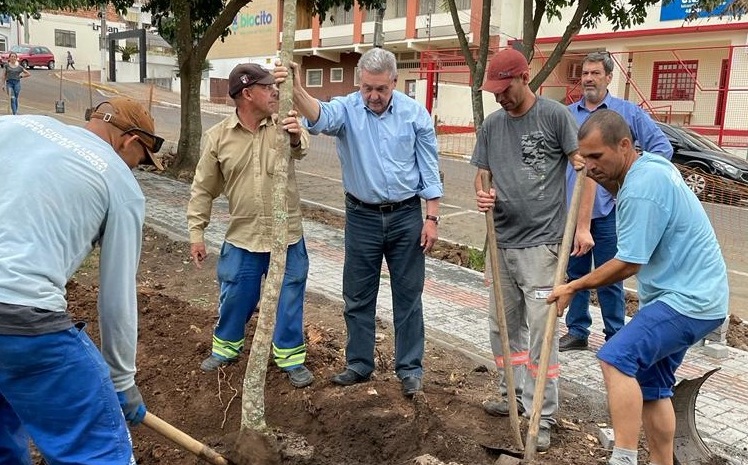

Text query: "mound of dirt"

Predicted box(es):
[54, 228, 633, 465]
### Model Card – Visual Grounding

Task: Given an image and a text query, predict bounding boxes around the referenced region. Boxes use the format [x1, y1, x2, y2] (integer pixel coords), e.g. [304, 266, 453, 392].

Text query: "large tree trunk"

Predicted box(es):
[241, 0, 298, 432]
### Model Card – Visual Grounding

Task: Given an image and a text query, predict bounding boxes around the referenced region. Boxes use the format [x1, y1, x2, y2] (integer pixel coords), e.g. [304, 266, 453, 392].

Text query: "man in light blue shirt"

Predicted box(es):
[560, 51, 673, 352]
[549, 110, 727, 465]
[276, 48, 443, 397]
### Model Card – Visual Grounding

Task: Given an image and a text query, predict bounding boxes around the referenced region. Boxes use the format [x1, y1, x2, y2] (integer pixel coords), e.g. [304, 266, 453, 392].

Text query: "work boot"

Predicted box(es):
[331, 368, 369, 386]
[200, 354, 236, 372]
[537, 427, 551, 452]
[401, 376, 422, 397]
[559, 332, 588, 352]
[286, 365, 314, 388]
[482, 398, 525, 417]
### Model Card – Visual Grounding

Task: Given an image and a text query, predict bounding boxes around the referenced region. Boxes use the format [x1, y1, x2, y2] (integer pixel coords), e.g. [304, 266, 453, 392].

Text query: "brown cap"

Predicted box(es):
[481, 48, 530, 95]
[228, 63, 275, 98]
[88, 97, 165, 170]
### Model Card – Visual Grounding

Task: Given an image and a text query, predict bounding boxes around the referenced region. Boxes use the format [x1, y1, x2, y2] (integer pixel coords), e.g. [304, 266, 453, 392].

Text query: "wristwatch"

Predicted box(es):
[425, 214, 439, 225]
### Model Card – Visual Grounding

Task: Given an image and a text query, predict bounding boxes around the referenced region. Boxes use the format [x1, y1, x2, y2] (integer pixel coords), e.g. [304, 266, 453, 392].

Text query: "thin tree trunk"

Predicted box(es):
[241, 0, 298, 432]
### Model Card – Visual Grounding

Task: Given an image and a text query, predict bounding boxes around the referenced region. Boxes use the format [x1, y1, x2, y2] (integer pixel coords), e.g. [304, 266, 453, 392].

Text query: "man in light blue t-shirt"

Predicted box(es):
[548, 110, 727, 465]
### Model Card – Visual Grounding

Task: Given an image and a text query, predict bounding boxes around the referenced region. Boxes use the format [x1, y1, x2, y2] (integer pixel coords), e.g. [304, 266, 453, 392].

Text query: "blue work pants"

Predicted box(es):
[212, 238, 309, 369]
[0, 323, 135, 465]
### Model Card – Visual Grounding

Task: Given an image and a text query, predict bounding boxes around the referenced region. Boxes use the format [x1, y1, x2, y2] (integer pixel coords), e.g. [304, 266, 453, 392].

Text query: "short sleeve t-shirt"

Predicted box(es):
[616, 152, 728, 320]
[470, 96, 579, 248]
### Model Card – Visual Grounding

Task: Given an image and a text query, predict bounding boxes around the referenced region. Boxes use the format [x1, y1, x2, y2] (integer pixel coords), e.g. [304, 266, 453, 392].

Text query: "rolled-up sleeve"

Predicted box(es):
[414, 109, 443, 200]
[187, 133, 224, 244]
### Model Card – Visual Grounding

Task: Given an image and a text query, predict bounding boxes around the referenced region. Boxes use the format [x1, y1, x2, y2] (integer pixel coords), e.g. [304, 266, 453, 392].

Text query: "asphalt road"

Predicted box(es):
[9, 70, 748, 320]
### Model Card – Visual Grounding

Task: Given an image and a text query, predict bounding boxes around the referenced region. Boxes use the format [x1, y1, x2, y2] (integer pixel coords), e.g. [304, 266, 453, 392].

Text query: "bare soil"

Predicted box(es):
[50, 203, 746, 465]
[58, 226, 626, 465]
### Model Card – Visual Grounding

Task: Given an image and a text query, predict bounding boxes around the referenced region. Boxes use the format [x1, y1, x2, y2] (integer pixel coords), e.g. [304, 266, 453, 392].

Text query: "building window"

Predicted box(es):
[384, 0, 408, 19]
[0, 37, 6, 52]
[306, 69, 323, 87]
[651, 60, 697, 101]
[330, 68, 343, 83]
[354, 67, 360, 86]
[55, 29, 76, 48]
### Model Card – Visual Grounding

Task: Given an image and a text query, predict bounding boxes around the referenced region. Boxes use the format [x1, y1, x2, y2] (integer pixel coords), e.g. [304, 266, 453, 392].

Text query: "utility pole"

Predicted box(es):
[99, 3, 107, 83]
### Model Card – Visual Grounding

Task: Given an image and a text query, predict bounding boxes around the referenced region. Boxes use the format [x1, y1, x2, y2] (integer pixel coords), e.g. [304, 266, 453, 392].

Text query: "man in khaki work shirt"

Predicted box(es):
[187, 63, 313, 388]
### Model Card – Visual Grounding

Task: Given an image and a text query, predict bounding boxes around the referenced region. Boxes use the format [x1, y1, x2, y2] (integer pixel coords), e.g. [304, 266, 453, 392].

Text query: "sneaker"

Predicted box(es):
[559, 332, 588, 352]
[537, 427, 551, 452]
[482, 398, 525, 417]
[286, 365, 314, 388]
[200, 354, 236, 372]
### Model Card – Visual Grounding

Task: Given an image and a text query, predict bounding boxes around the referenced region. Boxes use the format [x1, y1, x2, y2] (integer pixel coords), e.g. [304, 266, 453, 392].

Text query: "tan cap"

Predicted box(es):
[88, 97, 165, 170]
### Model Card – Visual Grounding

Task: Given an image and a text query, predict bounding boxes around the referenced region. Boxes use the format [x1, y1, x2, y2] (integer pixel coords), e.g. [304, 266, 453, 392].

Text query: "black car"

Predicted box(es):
[655, 122, 748, 205]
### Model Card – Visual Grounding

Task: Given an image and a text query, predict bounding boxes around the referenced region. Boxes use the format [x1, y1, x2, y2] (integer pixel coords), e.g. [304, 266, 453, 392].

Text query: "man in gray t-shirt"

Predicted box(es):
[470, 48, 595, 452]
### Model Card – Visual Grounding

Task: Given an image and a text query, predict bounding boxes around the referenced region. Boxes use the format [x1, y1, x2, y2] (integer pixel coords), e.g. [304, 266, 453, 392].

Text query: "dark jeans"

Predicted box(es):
[342, 196, 425, 379]
[566, 210, 625, 340]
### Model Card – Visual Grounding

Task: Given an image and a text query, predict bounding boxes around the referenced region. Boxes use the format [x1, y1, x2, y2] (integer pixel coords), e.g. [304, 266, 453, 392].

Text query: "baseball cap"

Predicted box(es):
[87, 97, 165, 170]
[482, 48, 530, 95]
[228, 63, 275, 98]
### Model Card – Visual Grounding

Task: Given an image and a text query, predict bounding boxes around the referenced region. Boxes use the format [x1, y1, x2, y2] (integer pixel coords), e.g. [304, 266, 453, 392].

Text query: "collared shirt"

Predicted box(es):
[306, 90, 443, 203]
[567, 92, 674, 219]
[187, 112, 309, 252]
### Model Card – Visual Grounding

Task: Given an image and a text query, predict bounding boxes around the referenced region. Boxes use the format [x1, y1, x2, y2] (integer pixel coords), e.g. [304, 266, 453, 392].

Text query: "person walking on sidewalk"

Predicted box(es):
[66, 51, 75, 70]
[560, 51, 673, 352]
[0, 97, 164, 464]
[187, 63, 314, 389]
[471, 48, 596, 451]
[274, 47, 443, 397]
[3, 52, 30, 115]
[548, 109, 728, 465]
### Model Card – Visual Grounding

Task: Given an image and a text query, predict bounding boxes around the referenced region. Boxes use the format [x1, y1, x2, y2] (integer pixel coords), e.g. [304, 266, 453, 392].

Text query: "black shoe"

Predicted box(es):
[559, 333, 588, 352]
[331, 368, 369, 386]
[482, 399, 525, 417]
[286, 365, 314, 388]
[401, 376, 422, 397]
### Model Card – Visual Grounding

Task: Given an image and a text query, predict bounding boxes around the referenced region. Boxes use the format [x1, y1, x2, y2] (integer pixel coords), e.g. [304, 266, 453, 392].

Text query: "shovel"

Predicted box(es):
[480, 172, 524, 454]
[142, 412, 230, 465]
[524, 168, 588, 460]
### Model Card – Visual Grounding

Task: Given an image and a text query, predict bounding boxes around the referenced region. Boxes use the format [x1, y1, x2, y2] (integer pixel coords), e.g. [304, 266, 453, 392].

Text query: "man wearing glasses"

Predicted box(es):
[561, 52, 672, 353]
[0, 97, 163, 464]
[187, 63, 314, 388]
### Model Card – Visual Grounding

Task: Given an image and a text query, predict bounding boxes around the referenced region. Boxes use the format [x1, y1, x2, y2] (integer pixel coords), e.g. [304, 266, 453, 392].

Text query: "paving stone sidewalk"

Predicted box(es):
[135, 170, 748, 463]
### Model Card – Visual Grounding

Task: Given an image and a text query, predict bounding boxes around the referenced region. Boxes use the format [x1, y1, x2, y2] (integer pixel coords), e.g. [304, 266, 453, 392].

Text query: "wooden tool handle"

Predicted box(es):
[525, 167, 588, 460]
[142, 412, 230, 465]
[481, 172, 524, 451]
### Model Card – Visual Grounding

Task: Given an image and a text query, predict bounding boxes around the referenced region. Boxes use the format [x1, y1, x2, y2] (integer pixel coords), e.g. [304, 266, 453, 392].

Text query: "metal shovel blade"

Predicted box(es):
[672, 367, 720, 465]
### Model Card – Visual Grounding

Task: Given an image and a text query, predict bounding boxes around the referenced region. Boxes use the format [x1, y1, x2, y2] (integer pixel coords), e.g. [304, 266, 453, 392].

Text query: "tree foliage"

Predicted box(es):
[682, 0, 748, 19]
[0, 0, 133, 20]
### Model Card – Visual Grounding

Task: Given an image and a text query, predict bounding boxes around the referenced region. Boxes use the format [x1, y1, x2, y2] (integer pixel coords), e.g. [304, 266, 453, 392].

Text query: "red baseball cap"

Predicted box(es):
[481, 48, 530, 94]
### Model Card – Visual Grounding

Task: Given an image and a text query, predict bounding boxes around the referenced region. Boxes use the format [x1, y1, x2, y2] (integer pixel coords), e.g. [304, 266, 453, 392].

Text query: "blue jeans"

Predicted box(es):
[6, 79, 20, 115]
[566, 210, 625, 340]
[0, 323, 135, 465]
[212, 238, 309, 369]
[342, 196, 425, 379]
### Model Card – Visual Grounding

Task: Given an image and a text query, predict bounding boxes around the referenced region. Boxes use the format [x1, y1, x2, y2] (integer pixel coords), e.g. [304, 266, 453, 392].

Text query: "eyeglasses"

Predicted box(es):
[123, 127, 165, 153]
[253, 83, 277, 92]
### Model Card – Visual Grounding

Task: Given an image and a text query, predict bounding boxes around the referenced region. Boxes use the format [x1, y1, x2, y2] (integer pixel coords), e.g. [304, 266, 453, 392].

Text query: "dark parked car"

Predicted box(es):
[656, 122, 748, 205]
[0, 45, 55, 69]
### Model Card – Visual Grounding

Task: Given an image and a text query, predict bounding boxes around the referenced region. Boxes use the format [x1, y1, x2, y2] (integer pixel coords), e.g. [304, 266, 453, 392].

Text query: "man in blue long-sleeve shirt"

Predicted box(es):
[275, 48, 443, 397]
[560, 52, 673, 352]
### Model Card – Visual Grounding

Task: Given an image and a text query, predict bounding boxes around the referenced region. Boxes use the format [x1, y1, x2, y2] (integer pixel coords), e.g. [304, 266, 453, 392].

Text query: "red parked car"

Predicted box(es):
[0, 45, 56, 69]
